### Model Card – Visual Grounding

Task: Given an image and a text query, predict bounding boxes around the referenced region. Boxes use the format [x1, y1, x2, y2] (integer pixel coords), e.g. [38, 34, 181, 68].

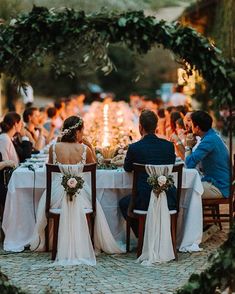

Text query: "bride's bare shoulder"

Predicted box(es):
[55, 142, 82, 151]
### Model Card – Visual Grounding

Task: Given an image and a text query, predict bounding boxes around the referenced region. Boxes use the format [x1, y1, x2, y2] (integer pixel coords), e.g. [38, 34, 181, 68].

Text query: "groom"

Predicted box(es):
[119, 109, 176, 236]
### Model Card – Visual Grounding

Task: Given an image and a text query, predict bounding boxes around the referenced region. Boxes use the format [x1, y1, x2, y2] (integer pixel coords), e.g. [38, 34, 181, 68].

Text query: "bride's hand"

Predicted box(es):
[82, 137, 93, 148]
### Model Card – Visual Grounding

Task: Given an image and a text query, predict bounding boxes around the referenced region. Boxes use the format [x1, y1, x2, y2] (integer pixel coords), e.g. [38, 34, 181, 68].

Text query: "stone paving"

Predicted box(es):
[0, 225, 228, 294]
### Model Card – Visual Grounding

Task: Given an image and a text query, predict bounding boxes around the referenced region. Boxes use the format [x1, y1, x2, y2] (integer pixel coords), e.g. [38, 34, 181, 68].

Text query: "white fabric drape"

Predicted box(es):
[137, 165, 175, 265]
[56, 164, 96, 266]
[29, 165, 125, 262]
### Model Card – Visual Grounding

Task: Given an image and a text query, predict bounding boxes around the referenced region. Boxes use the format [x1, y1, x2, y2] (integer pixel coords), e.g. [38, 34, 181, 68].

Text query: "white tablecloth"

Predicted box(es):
[2, 167, 203, 252]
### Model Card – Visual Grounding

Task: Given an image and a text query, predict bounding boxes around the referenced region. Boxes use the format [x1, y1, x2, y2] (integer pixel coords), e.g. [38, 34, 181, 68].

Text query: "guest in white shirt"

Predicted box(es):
[170, 85, 187, 107]
[0, 112, 22, 165]
[0, 112, 33, 210]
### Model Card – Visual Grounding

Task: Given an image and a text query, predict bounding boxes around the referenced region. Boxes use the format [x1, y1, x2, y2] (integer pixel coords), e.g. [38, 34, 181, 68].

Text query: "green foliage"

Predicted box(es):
[0, 271, 25, 294]
[0, 6, 234, 106]
[177, 221, 235, 294]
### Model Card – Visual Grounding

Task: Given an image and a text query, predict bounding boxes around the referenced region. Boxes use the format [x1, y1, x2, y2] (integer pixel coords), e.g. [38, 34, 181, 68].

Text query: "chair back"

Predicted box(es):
[129, 163, 184, 214]
[45, 163, 97, 217]
[231, 154, 235, 213]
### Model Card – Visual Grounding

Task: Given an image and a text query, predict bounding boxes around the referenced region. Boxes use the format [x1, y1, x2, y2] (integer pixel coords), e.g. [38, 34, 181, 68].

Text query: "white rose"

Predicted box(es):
[157, 175, 167, 187]
[67, 178, 78, 188]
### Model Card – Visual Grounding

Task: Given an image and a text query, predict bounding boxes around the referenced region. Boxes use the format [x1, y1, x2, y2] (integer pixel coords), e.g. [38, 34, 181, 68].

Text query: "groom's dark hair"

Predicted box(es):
[139, 110, 158, 134]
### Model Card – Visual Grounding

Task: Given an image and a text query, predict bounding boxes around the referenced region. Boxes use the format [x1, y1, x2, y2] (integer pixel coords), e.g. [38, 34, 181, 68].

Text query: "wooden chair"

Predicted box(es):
[202, 154, 235, 229]
[126, 163, 183, 259]
[45, 163, 96, 260]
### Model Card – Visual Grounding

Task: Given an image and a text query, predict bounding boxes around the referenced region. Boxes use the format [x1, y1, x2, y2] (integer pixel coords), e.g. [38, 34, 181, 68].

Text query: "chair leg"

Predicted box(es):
[215, 205, 222, 230]
[137, 216, 145, 258]
[91, 214, 95, 246]
[52, 217, 59, 260]
[171, 214, 177, 261]
[211, 205, 219, 229]
[229, 200, 234, 229]
[86, 214, 91, 234]
[126, 217, 130, 253]
[87, 214, 94, 245]
[45, 222, 49, 252]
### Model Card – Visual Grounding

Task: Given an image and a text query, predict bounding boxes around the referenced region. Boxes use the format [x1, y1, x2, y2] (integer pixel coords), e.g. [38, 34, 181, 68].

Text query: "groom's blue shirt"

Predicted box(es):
[185, 128, 230, 197]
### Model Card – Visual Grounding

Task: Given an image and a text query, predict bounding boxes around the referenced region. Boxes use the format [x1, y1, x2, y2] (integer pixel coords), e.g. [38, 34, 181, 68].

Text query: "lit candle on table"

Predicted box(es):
[102, 104, 110, 147]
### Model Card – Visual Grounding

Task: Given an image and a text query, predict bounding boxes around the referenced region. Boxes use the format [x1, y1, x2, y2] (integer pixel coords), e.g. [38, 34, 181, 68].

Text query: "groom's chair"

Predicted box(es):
[45, 163, 97, 260]
[126, 163, 183, 259]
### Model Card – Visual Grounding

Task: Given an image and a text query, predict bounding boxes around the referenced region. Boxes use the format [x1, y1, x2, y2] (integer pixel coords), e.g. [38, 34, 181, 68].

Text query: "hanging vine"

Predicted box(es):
[0, 6, 234, 105]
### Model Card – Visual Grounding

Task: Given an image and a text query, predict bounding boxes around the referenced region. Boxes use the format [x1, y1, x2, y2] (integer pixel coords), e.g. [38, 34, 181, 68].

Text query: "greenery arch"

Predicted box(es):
[0, 6, 234, 105]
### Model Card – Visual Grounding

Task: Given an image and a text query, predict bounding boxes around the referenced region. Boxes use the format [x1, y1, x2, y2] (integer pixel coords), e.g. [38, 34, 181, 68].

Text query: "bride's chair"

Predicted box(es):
[126, 163, 183, 261]
[45, 163, 96, 260]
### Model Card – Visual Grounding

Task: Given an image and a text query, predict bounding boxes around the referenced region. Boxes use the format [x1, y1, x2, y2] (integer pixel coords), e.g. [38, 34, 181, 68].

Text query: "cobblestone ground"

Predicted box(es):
[0, 225, 228, 294]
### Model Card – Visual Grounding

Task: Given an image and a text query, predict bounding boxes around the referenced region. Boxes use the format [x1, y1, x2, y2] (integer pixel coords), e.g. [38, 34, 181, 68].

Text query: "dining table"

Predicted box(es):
[2, 162, 204, 253]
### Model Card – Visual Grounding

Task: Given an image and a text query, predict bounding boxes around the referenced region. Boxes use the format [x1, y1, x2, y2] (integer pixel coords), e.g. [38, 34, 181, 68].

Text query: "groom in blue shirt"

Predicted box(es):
[185, 111, 230, 198]
[119, 110, 176, 236]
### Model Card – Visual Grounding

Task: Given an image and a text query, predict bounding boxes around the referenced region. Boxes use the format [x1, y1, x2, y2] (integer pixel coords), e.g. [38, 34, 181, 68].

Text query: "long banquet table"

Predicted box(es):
[2, 166, 204, 253]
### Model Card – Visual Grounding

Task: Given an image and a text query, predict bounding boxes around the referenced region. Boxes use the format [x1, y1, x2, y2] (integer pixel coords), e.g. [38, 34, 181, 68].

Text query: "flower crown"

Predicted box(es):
[61, 118, 83, 136]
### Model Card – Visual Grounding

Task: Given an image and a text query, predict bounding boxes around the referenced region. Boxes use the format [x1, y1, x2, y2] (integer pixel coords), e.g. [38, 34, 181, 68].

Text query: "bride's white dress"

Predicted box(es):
[30, 143, 124, 265]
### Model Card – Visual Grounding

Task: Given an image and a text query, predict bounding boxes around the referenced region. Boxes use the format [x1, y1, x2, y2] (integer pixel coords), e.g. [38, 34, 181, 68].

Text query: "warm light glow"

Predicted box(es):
[102, 104, 110, 147]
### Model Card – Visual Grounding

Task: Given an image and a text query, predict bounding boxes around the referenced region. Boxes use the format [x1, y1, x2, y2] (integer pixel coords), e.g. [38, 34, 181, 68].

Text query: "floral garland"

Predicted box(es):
[147, 175, 174, 197]
[61, 175, 84, 201]
[61, 118, 83, 136]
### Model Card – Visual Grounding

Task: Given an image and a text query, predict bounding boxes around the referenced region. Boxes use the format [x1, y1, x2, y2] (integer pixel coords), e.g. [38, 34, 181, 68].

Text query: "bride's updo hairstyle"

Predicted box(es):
[0, 112, 21, 133]
[61, 116, 84, 143]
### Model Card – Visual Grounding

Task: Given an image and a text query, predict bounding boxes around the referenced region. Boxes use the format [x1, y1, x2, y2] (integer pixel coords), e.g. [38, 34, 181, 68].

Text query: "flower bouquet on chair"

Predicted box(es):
[147, 175, 174, 197]
[61, 175, 84, 201]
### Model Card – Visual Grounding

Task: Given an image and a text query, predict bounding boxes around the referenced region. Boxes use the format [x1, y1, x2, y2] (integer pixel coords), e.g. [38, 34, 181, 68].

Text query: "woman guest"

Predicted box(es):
[169, 111, 185, 159]
[0, 112, 32, 164]
[0, 153, 16, 209]
[0, 112, 32, 208]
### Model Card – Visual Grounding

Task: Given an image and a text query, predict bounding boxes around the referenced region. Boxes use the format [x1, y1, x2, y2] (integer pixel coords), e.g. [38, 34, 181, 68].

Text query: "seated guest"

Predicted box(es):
[54, 100, 65, 129]
[183, 112, 200, 151]
[44, 107, 60, 139]
[183, 112, 193, 134]
[185, 111, 229, 199]
[0, 112, 32, 164]
[165, 106, 175, 139]
[0, 112, 32, 208]
[176, 118, 186, 144]
[156, 108, 166, 137]
[119, 110, 176, 236]
[169, 111, 185, 159]
[0, 153, 16, 209]
[23, 107, 46, 151]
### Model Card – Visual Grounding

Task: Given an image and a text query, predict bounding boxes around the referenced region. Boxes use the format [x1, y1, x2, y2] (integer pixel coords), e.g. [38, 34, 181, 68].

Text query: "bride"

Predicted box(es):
[30, 116, 124, 264]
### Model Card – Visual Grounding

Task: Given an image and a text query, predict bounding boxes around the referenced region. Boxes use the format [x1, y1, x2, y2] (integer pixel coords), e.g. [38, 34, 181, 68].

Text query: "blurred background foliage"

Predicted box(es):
[0, 0, 233, 104]
[0, 0, 194, 100]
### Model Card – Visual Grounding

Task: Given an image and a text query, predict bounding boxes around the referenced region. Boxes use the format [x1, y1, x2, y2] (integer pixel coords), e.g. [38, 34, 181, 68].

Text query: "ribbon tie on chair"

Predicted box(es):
[56, 164, 96, 266]
[137, 164, 175, 265]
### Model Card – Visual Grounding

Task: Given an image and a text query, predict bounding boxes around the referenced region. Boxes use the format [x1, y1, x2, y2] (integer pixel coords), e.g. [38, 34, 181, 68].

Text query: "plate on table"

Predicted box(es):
[26, 158, 46, 164]
[31, 154, 48, 159]
[20, 162, 44, 169]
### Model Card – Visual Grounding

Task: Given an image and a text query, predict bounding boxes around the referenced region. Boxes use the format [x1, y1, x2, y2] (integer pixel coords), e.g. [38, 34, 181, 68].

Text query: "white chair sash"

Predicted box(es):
[56, 164, 96, 266]
[137, 164, 175, 265]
